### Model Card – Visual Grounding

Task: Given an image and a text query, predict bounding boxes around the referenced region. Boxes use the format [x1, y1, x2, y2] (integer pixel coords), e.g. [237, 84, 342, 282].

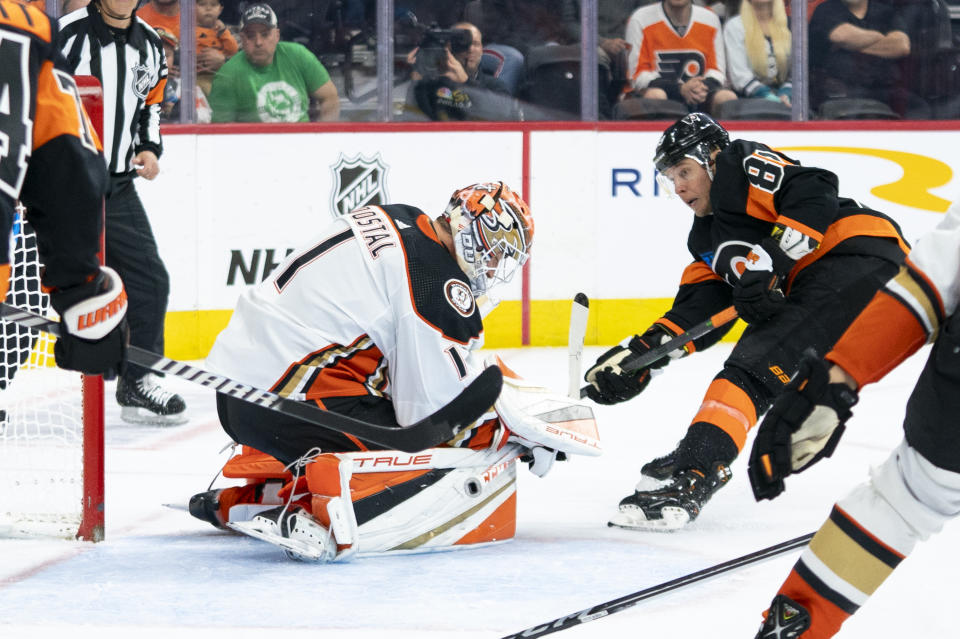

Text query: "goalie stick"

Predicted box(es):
[580, 305, 738, 398]
[500, 531, 815, 638]
[567, 293, 589, 399]
[0, 302, 502, 453]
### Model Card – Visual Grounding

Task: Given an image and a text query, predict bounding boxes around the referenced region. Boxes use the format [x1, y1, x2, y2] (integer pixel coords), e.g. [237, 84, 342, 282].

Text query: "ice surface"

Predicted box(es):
[1, 345, 955, 638]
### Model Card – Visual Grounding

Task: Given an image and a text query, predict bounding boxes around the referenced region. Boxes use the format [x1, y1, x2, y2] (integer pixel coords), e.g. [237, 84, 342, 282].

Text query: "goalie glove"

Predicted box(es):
[748, 354, 858, 501]
[583, 324, 678, 405]
[49, 266, 129, 377]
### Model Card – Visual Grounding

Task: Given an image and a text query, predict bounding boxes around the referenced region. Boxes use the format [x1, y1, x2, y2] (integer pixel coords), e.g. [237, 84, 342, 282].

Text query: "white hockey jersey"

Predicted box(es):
[206, 204, 486, 428]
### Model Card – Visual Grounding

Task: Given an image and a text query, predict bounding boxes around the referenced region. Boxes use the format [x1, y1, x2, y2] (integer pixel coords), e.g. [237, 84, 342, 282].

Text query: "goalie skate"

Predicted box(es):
[228, 506, 336, 562]
[608, 463, 732, 532]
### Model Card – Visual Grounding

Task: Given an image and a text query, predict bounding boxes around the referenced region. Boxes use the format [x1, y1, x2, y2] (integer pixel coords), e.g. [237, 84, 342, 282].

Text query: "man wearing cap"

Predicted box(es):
[208, 3, 340, 122]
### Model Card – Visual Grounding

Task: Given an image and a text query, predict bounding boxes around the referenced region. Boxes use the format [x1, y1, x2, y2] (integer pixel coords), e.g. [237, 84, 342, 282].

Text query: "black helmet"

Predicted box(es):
[653, 113, 729, 174]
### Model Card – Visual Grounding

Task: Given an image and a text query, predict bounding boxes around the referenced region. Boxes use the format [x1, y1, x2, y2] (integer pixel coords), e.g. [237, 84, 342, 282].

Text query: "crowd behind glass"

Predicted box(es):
[45, 0, 960, 122]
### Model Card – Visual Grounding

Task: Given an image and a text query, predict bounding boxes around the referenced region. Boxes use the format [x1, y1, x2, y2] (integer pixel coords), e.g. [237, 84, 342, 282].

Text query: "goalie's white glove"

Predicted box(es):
[487, 355, 601, 478]
[49, 266, 128, 376]
[748, 353, 858, 501]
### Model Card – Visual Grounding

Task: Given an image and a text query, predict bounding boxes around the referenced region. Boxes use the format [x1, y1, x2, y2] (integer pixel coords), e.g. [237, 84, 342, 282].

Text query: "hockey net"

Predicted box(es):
[0, 77, 106, 541]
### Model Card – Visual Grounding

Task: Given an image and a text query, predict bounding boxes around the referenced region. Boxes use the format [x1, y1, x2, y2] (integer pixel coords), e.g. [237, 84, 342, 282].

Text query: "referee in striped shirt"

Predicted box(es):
[59, 0, 187, 425]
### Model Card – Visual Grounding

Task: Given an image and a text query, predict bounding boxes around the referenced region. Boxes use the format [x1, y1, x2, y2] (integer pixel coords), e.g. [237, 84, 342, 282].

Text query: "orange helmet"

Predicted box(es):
[443, 182, 534, 297]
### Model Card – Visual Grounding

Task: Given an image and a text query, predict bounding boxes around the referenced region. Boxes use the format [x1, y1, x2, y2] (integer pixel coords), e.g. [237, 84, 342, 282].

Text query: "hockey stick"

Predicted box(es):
[500, 531, 814, 638]
[0, 302, 502, 453]
[567, 293, 589, 399]
[579, 305, 739, 399]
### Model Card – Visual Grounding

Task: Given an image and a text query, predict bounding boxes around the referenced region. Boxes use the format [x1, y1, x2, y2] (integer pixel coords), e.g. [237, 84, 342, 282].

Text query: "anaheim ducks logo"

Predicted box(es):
[444, 279, 475, 317]
[476, 201, 526, 258]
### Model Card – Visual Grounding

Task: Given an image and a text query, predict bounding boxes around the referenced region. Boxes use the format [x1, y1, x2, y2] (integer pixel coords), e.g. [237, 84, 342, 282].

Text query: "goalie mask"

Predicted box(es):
[654, 113, 730, 189]
[443, 182, 534, 298]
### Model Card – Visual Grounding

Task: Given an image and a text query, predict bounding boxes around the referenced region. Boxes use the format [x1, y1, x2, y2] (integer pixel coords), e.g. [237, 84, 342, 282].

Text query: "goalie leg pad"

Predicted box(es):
[305, 445, 523, 556]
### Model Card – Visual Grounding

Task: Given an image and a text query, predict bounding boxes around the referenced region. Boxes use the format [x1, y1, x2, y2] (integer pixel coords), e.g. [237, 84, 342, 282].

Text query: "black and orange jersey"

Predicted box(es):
[659, 139, 909, 346]
[206, 204, 487, 429]
[0, 0, 106, 298]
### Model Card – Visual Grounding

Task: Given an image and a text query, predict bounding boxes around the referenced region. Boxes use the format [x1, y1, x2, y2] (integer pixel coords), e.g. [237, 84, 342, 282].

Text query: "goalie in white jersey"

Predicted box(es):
[191, 182, 601, 562]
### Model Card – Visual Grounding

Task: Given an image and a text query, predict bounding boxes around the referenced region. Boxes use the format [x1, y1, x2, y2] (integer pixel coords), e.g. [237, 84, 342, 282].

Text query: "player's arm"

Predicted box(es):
[309, 80, 340, 122]
[748, 201, 960, 499]
[17, 29, 127, 376]
[583, 261, 733, 405]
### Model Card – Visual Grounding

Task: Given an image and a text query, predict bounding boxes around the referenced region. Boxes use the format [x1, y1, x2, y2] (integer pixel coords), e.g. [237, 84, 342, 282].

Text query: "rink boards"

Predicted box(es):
[136, 122, 960, 357]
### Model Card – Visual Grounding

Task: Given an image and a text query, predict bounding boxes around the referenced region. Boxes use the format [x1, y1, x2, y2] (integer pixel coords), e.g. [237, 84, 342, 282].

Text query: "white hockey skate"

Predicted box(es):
[228, 505, 337, 562]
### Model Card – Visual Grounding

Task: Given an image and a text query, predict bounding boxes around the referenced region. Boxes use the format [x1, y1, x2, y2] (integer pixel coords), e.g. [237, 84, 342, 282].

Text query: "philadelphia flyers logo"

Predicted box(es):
[656, 50, 706, 82]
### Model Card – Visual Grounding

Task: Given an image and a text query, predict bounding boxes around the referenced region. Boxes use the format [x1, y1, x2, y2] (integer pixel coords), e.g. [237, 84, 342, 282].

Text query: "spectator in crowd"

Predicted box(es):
[625, 0, 738, 116]
[59, 0, 188, 425]
[410, 21, 510, 94]
[209, 3, 340, 122]
[155, 26, 213, 123]
[137, 0, 180, 38]
[724, 0, 792, 105]
[408, 21, 515, 120]
[809, 0, 929, 118]
[195, 0, 238, 95]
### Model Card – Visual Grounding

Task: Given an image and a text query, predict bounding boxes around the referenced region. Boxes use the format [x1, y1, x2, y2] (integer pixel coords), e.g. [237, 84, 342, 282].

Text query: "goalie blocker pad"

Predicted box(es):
[488, 355, 602, 457]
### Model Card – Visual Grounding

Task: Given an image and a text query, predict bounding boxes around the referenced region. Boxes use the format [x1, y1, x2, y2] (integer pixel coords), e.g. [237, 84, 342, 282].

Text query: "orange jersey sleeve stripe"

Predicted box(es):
[0, 263, 10, 302]
[775, 216, 826, 245]
[788, 214, 909, 287]
[654, 317, 697, 354]
[144, 76, 167, 106]
[0, 1, 51, 40]
[691, 378, 757, 451]
[680, 260, 723, 286]
[826, 291, 928, 387]
[33, 60, 102, 151]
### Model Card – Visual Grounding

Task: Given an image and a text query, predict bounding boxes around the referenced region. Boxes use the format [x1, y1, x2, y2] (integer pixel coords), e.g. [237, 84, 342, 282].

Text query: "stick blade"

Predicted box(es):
[403, 365, 504, 451]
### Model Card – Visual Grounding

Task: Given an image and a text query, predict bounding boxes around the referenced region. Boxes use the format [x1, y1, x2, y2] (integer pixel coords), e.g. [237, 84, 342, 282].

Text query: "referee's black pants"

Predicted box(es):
[107, 172, 170, 380]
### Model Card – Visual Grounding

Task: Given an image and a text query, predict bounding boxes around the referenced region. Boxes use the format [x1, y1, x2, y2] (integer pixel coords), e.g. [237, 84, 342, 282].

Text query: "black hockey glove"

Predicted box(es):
[748, 354, 858, 501]
[583, 325, 676, 405]
[732, 237, 796, 324]
[49, 266, 129, 377]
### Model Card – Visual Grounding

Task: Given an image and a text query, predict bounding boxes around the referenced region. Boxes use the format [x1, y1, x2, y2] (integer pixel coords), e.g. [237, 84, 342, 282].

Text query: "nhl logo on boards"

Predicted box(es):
[330, 153, 390, 218]
[444, 279, 475, 317]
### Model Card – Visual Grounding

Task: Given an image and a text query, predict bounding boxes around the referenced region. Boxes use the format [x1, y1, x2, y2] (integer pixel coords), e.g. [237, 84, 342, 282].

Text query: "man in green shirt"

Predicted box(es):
[209, 3, 340, 122]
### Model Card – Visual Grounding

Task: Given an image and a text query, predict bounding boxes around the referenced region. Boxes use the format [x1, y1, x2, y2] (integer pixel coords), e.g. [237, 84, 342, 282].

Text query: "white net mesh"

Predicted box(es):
[0, 205, 87, 539]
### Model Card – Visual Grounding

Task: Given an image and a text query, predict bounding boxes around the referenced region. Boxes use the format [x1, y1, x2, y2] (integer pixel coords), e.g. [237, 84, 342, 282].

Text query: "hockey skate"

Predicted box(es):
[116, 373, 187, 426]
[608, 462, 732, 531]
[229, 505, 337, 562]
[755, 594, 811, 638]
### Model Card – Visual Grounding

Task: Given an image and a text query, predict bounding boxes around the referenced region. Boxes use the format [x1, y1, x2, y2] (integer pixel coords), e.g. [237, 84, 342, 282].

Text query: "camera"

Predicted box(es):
[414, 27, 472, 80]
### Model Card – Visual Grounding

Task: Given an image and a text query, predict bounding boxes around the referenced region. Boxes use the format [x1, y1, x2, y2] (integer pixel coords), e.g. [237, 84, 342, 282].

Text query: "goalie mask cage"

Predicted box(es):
[0, 77, 106, 542]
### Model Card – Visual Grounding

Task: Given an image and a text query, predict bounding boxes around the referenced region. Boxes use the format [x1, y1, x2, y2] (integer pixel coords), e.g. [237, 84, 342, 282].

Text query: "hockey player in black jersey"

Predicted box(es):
[0, 1, 127, 377]
[583, 113, 910, 530]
